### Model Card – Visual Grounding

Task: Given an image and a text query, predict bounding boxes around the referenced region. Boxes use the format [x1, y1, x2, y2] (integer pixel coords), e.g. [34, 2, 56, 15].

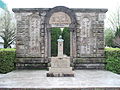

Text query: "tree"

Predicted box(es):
[108, 7, 120, 32]
[108, 7, 120, 47]
[62, 27, 70, 56]
[51, 27, 70, 56]
[51, 28, 61, 56]
[113, 26, 120, 48]
[104, 28, 115, 47]
[0, 11, 15, 48]
[113, 36, 120, 47]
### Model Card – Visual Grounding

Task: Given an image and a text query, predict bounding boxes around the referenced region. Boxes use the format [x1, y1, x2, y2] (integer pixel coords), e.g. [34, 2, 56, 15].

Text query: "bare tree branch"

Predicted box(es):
[0, 10, 16, 48]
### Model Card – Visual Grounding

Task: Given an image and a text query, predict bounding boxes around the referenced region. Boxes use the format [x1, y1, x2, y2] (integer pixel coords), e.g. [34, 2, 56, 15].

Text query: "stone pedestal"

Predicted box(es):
[47, 35, 74, 77]
[47, 57, 74, 77]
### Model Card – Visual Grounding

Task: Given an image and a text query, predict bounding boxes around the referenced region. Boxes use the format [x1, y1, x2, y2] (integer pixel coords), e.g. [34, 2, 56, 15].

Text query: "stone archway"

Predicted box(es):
[45, 6, 77, 58]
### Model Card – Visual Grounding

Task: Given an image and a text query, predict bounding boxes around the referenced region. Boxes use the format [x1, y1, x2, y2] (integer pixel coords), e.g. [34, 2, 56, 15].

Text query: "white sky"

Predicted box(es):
[2, 0, 120, 10]
[2, 0, 120, 28]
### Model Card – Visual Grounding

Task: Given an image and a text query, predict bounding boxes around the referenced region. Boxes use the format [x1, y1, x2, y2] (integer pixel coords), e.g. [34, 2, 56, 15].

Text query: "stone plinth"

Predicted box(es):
[47, 57, 74, 77]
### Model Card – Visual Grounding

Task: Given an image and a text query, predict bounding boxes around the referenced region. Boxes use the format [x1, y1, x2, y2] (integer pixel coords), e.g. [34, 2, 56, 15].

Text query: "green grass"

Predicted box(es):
[0, 48, 16, 51]
[105, 47, 120, 51]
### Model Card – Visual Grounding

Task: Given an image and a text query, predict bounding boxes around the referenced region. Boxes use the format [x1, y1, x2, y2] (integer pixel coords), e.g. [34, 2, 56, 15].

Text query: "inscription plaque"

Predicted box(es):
[80, 18, 91, 55]
[29, 14, 41, 57]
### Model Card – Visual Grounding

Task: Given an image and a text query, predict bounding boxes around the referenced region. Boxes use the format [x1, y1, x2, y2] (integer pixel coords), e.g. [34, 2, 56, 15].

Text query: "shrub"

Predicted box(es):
[0, 48, 120, 74]
[105, 48, 120, 74]
[0, 49, 16, 74]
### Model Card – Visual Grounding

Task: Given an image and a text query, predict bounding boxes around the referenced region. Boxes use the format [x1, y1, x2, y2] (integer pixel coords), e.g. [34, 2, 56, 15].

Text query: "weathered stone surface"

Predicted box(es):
[50, 57, 70, 68]
[48, 57, 74, 74]
[49, 12, 71, 27]
[12, 6, 107, 69]
[0, 70, 120, 89]
[47, 36, 74, 77]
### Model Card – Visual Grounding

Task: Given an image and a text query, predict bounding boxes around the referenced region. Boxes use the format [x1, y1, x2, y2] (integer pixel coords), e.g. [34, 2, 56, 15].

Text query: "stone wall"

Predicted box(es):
[74, 10, 106, 69]
[13, 6, 107, 69]
[14, 10, 48, 69]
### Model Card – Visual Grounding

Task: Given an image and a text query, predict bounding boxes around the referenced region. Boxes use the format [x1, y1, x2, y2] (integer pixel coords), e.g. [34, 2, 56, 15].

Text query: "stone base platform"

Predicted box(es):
[47, 67, 74, 77]
[16, 58, 49, 69]
[47, 57, 74, 77]
[0, 70, 120, 90]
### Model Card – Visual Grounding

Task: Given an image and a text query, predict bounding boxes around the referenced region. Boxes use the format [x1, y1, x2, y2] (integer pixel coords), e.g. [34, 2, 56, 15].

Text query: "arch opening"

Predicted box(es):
[51, 27, 70, 57]
[45, 6, 77, 58]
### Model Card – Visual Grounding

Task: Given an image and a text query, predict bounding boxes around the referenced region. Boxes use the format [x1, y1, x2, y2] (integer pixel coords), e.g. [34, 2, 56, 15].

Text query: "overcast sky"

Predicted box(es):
[2, 0, 120, 10]
[2, 0, 120, 28]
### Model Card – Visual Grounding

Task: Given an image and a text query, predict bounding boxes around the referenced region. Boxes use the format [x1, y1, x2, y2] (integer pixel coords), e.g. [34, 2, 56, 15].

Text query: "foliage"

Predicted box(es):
[62, 27, 70, 56]
[0, 48, 16, 51]
[115, 26, 120, 37]
[113, 36, 120, 48]
[105, 48, 120, 74]
[104, 29, 115, 47]
[105, 47, 120, 51]
[0, 47, 120, 74]
[113, 26, 120, 47]
[107, 7, 120, 48]
[108, 7, 120, 32]
[0, 11, 15, 48]
[51, 27, 70, 56]
[51, 28, 62, 56]
[0, 49, 16, 74]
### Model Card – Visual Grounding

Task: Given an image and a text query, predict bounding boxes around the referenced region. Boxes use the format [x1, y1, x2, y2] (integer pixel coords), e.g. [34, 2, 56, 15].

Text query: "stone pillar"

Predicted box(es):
[57, 35, 64, 57]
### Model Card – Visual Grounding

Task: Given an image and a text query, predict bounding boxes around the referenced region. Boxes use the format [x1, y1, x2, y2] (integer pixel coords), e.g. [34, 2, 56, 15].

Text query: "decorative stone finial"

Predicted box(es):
[59, 35, 62, 39]
[57, 35, 64, 42]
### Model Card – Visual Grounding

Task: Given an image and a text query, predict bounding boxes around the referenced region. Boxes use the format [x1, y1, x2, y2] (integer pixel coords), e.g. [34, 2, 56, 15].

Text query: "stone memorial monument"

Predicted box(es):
[12, 6, 108, 70]
[47, 35, 74, 77]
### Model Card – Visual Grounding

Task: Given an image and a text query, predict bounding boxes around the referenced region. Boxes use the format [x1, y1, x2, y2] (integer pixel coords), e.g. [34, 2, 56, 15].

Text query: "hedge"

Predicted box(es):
[0, 48, 120, 74]
[0, 49, 16, 74]
[105, 47, 120, 51]
[105, 49, 120, 74]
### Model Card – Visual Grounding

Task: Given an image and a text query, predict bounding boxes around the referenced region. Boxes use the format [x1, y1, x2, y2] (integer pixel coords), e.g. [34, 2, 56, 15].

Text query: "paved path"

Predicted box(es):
[0, 70, 120, 88]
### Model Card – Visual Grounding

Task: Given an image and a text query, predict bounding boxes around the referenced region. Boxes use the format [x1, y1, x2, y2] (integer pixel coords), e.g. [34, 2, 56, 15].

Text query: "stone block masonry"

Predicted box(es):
[12, 6, 108, 69]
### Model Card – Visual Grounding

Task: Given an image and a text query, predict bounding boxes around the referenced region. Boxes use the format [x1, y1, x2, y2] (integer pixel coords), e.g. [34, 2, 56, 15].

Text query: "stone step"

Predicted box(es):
[16, 63, 48, 70]
[74, 63, 105, 70]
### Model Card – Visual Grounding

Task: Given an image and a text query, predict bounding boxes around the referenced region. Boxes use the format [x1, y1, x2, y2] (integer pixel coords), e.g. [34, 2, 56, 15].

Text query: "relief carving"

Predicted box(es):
[99, 13, 105, 21]
[80, 17, 91, 55]
[29, 14, 41, 57]
[80, 18, 91, 37]
[49, 12, 71, 27]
